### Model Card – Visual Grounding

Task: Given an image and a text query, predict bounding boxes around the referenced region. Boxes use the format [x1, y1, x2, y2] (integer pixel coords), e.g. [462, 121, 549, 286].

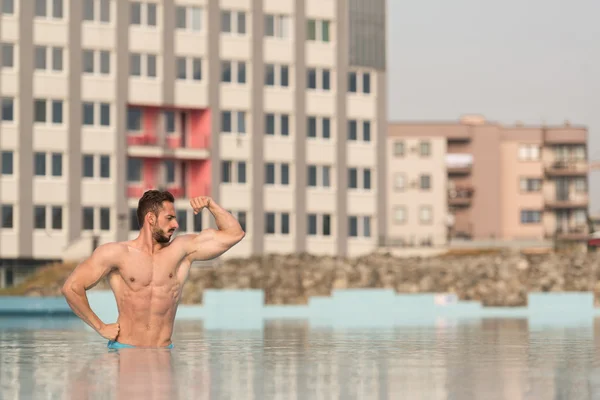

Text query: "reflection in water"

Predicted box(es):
[0, 318, 599, 399]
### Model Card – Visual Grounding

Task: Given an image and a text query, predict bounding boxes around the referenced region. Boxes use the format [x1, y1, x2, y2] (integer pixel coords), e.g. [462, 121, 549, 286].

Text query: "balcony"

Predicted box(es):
[544, 160, 588, 177]
[446, 154, 473, 175]
[126, 105, 211, 161]
[448, 186, 474, 207]
[544, 194, 588, 209]
[546, 226, 589, 241]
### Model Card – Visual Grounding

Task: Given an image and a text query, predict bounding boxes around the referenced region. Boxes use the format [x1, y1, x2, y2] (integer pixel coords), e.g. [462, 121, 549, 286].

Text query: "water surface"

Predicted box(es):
[0, 317, 599, 399]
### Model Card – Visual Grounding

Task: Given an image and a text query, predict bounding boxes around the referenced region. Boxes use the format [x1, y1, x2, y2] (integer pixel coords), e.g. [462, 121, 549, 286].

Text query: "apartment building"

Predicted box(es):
[388, 116, 589, 244]
[386, 137, 448, 247]
[0, 0, 387, 287]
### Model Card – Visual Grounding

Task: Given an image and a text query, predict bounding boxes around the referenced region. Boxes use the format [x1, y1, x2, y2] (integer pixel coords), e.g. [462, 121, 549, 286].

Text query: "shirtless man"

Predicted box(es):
[61, 190, 245, 349]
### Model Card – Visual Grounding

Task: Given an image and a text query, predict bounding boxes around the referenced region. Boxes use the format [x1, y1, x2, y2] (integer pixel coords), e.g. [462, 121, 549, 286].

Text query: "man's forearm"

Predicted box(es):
[62, 287, 105, 332]
[207, 200, 244, 233]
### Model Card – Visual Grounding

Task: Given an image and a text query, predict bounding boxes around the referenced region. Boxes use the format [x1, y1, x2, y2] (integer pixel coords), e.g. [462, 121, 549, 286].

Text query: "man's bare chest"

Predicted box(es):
[117, 254, 181, 291]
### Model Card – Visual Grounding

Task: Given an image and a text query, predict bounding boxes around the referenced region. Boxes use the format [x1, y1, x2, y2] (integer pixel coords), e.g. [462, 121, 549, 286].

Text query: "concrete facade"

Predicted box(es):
[388, 116, 589, 244]
[386, 137, 448, 247]
[0, 0, 387, 286]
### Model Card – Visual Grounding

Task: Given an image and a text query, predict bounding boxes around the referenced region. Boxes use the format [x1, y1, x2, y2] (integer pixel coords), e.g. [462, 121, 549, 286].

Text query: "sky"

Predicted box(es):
[387, 0, 600, 215]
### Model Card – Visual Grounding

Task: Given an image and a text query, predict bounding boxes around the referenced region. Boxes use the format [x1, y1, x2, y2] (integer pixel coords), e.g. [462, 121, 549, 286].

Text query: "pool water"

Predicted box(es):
[0, 317, 599, 399]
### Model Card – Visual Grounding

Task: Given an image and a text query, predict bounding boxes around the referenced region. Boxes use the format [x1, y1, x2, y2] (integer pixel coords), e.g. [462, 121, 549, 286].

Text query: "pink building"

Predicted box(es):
[388, 116, 589, 243]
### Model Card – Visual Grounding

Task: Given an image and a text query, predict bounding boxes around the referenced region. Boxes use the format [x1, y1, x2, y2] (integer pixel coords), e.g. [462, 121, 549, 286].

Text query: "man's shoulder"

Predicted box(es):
[93, 242, 130, 258]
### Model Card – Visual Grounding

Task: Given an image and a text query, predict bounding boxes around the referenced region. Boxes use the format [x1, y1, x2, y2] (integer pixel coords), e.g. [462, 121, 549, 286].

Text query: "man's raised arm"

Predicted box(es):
[61, 243, 122, 340]
[181, 196, 245, 261]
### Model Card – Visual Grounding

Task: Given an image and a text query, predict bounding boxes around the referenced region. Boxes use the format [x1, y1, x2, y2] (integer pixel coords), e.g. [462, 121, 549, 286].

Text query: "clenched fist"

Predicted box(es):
[99, 323, 120, 341]
[190, 196, 212, 215]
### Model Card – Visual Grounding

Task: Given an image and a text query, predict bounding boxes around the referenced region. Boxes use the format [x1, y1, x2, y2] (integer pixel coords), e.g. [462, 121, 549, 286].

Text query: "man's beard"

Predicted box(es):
[153, 227, 173, 243]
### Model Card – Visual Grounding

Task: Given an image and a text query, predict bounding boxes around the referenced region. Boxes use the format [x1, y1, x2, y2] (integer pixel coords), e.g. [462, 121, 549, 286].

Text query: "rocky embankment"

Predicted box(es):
[5, 250, 600, 307]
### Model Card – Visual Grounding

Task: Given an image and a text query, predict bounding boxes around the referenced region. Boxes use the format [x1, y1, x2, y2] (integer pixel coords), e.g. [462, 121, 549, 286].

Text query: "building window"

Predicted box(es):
[518, 144, 540, 161]
[1, 151, 13, 175]
[348, 120, 357, 141]
[521, 210, 541, 224]
[127, 158, 142, 182]
[193, 210, 202, 232]
[264, 63, 290, 87]
[51, 153, 62, 177]
[83, 154, 110, 179]
[52, 206, 62, 230]
[221, 111, 232, 133]
[100, 208, 110, 230]
[520, 178, 542, 192]
[220, 110, 246, 134]
[221, 60, 245, 84]
[394, 141, 405, 156]
[83, 155, 94, 178]
[34, 206, 46, 229]
[127, 108, 142, 131]
[220, 160, 247, 184]
[363, 73, 371, 94]
[307, 67, 331, 91]
[130, 53, 157, 78]
[420, 174, 431, 190]
[237, 162, 246, 184]
[348, 216, 358, 237]
[265, 163, 275, 184]
[34, 153, 46, 176]
[363, 169, 371, 189]
[2, 0, 14, 15]
[35, 0, 63, 19]
[419, 141, 431, 156]
[100, 155, 110, 178]
[264, 14, 290, 38]
[177, 56, 202, 81]
[394, 207, 406, 224]
[265, 212, 275, 234]
[308, 213, 332, 236]
[130, 2, 157, 27]
[1, 204, 13, 229]
[307, 116, 332, 139]
[348, 167, 371, 190]
[83, 49, 110, 75]
[348, 71, 372, 94]
[221, 10, 246, 34]
[34, 99, 63, 124]
[84, 0, 110, 22]
[265, 113, 290, 137]
[35, 46, 63, 72]
[1, 97, 14, 121]
[82, 207, 94, 230]
[419, 206, 432, 224]
[348, 72, 357, 92]
[392, 174, 405, 192]
[348, 168, 357, 189]
[1, 43, 14, 68]
[264, 212, 290, 235]
[307, 19, 331, 42]
[176, 5, 202, 31]
[129, 208, 138, 231]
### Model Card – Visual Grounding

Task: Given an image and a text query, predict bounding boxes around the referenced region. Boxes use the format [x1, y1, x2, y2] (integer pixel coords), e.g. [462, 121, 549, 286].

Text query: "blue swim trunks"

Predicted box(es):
[107, 340, 174, 349]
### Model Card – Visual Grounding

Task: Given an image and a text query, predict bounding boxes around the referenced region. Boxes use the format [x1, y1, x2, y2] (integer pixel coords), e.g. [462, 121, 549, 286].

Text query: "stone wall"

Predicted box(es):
[5, 250, 600, 307]
[180, 250, 600, 307]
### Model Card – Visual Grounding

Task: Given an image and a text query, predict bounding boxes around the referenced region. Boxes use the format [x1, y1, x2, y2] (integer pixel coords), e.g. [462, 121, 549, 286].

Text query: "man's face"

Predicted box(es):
[151, 201, 179, 243]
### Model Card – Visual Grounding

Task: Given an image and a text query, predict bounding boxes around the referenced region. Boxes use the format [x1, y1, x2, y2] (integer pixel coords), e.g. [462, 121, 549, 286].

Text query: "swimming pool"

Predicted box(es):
[0, 315, 598, 399]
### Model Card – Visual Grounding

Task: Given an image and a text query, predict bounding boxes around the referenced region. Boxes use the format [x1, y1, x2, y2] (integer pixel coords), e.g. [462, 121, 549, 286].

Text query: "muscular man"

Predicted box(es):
[61, 190, 245, 349]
